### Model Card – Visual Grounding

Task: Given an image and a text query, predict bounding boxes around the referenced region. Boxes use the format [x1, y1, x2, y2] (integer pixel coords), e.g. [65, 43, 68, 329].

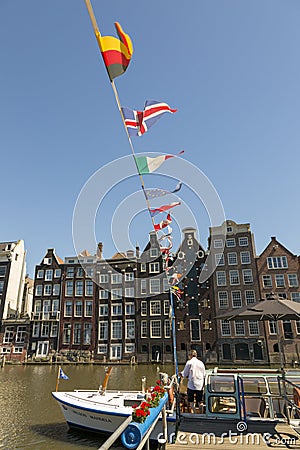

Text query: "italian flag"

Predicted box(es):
[135, 151, 184, 174]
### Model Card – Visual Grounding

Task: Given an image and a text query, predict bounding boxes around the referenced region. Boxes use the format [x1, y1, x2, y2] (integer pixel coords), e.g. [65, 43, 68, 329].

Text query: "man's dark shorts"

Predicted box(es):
[187, 388, 203, 404]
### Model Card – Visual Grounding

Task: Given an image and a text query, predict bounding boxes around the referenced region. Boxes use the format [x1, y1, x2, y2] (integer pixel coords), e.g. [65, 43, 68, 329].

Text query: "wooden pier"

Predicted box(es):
[168, 424, 300, 449]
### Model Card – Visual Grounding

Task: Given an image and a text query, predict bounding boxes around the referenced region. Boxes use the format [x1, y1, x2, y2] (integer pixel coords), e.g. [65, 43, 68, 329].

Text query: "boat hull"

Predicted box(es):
[52, 390, 177, 441]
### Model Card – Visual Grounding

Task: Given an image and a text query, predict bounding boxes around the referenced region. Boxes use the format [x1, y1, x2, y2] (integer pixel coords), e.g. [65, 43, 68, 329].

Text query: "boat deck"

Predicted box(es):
[168, 423, 300, 449]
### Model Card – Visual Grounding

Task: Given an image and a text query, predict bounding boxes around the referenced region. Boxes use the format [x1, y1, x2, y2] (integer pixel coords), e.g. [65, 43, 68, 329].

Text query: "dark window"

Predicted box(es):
[188, 299, 199, 316]
[222, 343, 232, 360]
[253, 343, 263, 360]
[235, 343, 250, 360]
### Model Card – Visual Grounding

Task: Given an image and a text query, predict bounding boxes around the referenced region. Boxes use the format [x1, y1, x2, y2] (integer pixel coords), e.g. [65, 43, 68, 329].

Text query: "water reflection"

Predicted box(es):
[0, 364, 173, 449]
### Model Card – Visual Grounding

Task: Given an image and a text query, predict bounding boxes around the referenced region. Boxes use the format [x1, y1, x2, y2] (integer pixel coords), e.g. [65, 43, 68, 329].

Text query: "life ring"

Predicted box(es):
[293, 386, 300, 407]
[168, 385, 175, 408]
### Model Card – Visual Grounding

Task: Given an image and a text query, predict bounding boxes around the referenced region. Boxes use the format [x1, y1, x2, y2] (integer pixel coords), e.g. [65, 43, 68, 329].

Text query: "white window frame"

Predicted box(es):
[125, 302, 135, 315]
[215, 253, 225, 266]
[85, 300, 93, 317]
[288, 274, 298, 287]
[227, 252, 238, 265]
[229, 270, 240, 285]
[125, 287, 134, 298]
[150, 248, 159, 258]
[226, 238, 236, 247]
[141, 320, 147, 338]
[111, 288, 122, 300]
[98, 321, 108, 340]
[216, 271, 226, 286]
[75, 280, 83, 296]
[99, 274, 108, 284]
[111, 303, 122, 316]
[45, 269, 53, 281]
[275, 274, 285, 288]
[239, 237, 248, 246]
[141, 279, 147, 295]
[43, 284, 52, 296]
[149, 262, 160, 273]
[35, 285, 43, 296]
[111, 273, 122, 284]
[99, 304, 108, 316]
[243, 269, 253, 284]
[54, 269, 61, 278]
[125, 272, 134, 282]
[245, 290, 256, 305]
[150, 279, 160, 294]
[248, 320, 259, 336]
[267, 256, 288, 269]
[240, 251, 251, 264]
[111, 320, 122, 339]
[99, 290, 108, 299]
[125, 320, 135, 339]
[234, 320, 245, 336]
[262, 275, 272, 288]
[218, 291, 229, 309]
[141, 301, 147, 316]
[150, 300, 161, 316]
[214, 239, 223, 248]
[150, 320, 161, 338]
[231, 291, 242, 308]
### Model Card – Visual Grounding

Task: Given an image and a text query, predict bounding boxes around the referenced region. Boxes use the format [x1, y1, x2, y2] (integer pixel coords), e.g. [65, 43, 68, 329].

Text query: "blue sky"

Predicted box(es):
[1, 1, 300, 276]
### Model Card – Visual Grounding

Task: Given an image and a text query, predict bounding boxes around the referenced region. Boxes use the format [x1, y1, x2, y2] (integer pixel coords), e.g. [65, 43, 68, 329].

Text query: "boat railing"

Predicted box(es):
[62, 391, 127, 408]
[277, 376, 300, 422]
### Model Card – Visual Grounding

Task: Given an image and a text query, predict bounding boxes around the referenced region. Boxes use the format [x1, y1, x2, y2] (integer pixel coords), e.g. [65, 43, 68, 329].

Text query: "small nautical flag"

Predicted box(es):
[145, 182, 183, 199]
[96, 22, 133, 81]
[59, 368, 69, 380]
[150, 202, 181, 217]
[154, 213, 172, 231]
[122, 100, 177, 137]
[135, 151, 184, 175]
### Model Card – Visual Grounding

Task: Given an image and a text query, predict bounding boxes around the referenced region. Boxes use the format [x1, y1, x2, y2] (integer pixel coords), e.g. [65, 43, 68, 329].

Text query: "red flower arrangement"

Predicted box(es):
[132, 401, 151, 423]
[132, 380, 166, 423]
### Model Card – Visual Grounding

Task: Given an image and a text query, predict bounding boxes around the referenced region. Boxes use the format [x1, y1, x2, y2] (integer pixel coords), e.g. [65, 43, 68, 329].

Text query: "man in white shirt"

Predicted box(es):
[181, 349, 206, 412]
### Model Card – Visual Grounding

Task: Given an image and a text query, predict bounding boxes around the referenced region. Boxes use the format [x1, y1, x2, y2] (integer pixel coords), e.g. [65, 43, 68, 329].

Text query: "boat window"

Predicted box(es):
[242, 377, 267, 394]
[274, 377, 300, 396]
[207, 375, 235, 393]
[208, 396, 237, 414]
[286, 378, 300, 395]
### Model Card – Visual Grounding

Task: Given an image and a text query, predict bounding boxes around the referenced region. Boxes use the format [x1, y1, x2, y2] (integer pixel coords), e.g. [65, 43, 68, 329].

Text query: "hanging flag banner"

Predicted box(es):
[135, 151, 184, 175]
[158, 226, 173, 240]
[145, 182, 182, 199]
[154, 213, 172, 231]
[150, 202, 181, 217]
[96, 22, 133, 81]
[122, 100, 177, 136]
[160, 236, 173, 252]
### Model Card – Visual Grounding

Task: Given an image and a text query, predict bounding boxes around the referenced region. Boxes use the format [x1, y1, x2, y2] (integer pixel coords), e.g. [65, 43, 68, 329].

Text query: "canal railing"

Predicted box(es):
[98, 394, 169, 450]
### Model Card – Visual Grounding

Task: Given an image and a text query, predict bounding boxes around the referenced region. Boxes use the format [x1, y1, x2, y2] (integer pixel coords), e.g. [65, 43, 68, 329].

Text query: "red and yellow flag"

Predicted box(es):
[96, 22, 133, 81]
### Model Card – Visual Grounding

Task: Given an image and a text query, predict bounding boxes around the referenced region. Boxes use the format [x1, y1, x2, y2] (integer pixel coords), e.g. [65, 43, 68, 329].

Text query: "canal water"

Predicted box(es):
[0, 363, 175, 450]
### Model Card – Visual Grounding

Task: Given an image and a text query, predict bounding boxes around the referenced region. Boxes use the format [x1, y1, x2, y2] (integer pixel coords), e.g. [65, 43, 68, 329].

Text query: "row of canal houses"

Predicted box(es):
[1, 220, 300, 366]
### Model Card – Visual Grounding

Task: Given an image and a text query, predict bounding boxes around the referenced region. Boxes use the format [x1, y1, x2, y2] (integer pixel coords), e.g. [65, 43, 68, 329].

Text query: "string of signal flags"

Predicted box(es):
[84, 1, 184, 294]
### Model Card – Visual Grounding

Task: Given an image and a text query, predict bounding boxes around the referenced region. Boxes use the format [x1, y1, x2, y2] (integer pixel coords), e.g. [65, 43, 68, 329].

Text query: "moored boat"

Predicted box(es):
[52, 373, 178, 442]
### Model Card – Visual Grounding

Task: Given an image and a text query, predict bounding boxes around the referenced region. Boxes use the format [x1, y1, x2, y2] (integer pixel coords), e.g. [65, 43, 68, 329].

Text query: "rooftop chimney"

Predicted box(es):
[97, 242, 103, 259]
